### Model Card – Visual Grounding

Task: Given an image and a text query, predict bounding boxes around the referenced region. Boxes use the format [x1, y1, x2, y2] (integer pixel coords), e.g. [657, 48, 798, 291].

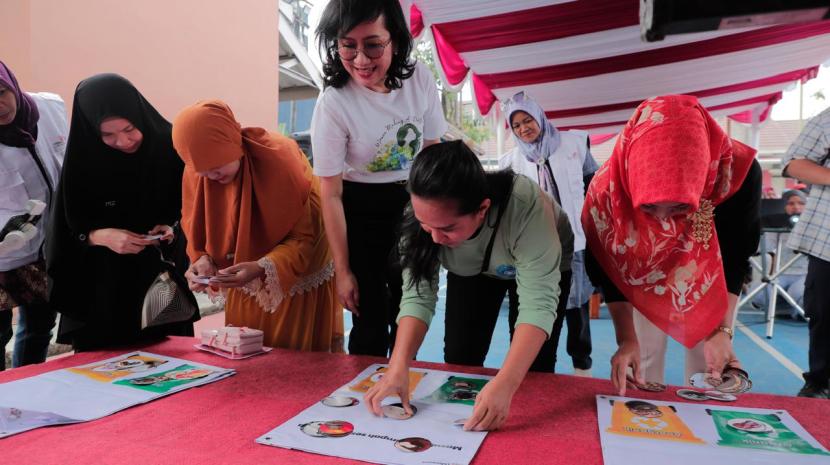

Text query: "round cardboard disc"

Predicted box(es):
[676, 389, 709, 401]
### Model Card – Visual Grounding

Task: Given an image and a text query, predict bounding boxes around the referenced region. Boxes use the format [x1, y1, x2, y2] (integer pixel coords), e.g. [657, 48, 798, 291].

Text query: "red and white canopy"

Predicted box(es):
[406, 0, 830, 135]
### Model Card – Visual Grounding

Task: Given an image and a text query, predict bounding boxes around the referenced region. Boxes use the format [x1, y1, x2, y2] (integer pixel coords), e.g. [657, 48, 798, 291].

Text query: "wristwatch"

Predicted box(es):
[713, 325, 734, 340]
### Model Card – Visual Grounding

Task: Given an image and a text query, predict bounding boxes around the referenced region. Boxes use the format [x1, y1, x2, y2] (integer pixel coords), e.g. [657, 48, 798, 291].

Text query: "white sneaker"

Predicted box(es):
[573, 368, 592, 378]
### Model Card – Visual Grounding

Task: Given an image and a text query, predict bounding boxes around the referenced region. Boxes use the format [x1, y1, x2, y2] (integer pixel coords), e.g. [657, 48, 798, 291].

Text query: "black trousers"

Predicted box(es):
[444, 270, 571, 372]
[0, 310, 11, 371]
[552, 302, 593, 370]
[0, 303, 57, 371]
[342, 181, 410, 357]
[804, 255, 830, 387]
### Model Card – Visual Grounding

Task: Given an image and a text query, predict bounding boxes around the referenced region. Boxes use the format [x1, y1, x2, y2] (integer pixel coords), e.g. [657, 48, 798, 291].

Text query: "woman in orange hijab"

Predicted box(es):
[582, 95, 761, 395]
[172, 100, 343, 352]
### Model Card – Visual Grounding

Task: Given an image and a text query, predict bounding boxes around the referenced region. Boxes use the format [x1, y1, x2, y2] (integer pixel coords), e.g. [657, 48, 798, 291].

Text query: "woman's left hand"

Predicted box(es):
[211, 261, 264, 288]
[148, 224, 175, 243]
[464, 376, 516, 431]
[703, 330, 739, 380]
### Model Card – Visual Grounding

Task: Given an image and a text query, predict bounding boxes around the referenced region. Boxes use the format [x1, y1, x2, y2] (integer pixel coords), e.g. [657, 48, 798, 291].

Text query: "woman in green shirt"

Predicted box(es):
[365, 140, 569, 431]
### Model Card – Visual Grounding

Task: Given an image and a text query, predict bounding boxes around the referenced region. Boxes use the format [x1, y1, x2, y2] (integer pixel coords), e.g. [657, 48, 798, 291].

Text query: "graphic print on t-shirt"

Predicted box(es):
[367, 119, 423, 172]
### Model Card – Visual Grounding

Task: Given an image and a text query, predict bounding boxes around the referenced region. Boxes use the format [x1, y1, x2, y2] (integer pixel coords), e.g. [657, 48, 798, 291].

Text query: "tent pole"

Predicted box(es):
[496, 106, 504, 158]
[749, 105, 762, 150]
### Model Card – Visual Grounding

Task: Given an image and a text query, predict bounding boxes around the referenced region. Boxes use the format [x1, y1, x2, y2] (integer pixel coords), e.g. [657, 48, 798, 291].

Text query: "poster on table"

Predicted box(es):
[597, 395, 830, 465]
[0, 351, 235, 438]
[257, 364, 490, 465]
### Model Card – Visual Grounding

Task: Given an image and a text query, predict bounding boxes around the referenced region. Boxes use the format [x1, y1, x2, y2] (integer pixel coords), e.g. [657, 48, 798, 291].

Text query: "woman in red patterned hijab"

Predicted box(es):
[582, 95, 760, 395]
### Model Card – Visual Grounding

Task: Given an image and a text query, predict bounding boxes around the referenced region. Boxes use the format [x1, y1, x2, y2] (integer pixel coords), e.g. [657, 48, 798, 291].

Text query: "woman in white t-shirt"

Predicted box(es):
[311, 0, 447, 356]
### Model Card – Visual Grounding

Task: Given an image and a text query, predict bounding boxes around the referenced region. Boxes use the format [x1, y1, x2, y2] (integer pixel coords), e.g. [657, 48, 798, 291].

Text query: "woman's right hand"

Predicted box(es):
[364, 364, 413, 417]
[611, 339, 643, 396]
[88, 228, 154, 255]
[336, 268, 360, 315]
[185, 255, 217, 292]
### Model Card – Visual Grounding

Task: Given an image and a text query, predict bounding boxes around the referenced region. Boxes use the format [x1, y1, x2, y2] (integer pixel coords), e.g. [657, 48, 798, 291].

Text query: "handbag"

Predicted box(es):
[141, 246, 199, 329]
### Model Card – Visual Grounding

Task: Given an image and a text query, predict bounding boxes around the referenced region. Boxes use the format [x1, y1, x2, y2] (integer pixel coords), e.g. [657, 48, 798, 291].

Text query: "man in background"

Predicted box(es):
[751, 189, 808, 319]
[783, 107, 830, 399]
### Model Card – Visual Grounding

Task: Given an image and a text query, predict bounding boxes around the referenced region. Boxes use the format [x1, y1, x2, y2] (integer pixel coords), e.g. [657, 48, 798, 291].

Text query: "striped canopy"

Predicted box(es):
[406, 0, 830, 135]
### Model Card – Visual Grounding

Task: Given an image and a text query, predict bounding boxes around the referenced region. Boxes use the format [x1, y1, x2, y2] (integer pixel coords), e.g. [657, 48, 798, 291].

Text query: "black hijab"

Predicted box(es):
[47, 74, 184, 283]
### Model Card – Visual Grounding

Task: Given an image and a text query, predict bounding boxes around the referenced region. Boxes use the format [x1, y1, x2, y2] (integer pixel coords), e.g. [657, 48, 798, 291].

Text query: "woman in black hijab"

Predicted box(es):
[47, 74, 198, 351]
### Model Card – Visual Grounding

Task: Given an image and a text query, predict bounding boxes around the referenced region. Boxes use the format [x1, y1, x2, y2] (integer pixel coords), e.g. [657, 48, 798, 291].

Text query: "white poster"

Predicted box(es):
[0, 351, 235, 438]
[597, 395, 830, 465]
[257, 364, 490, 465]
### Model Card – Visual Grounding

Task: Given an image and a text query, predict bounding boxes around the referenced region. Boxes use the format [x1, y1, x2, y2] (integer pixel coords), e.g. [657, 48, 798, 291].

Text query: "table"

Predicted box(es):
[3, 336, 829, 464]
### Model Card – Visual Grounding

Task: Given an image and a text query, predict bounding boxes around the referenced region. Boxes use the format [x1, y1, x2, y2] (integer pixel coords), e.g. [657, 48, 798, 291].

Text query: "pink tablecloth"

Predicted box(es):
[2, 336, 829, 464]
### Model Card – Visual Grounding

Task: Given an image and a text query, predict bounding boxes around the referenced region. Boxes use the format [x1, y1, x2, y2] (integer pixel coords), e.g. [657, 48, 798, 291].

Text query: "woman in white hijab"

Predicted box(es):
[500, 91, 599, 376]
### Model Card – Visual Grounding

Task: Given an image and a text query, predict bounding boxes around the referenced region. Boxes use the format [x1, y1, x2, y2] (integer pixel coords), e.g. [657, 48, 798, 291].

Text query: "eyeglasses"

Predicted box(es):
[337, 39, 392, 61]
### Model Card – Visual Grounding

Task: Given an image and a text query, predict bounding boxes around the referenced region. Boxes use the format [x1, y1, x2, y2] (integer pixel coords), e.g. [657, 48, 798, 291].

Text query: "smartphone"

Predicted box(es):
[191, 276, 213, 285]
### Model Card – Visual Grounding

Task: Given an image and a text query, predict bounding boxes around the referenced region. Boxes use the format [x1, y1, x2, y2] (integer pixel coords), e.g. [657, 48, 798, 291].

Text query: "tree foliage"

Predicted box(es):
[413, 41, 491, 144]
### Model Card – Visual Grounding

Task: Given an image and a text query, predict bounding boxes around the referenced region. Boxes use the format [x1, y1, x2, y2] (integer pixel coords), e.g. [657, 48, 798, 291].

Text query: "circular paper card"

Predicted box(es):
[727, 418, 774, 434]
[676, 389, 709, 401]
[704, 390, 737, 402]
[689, 372, 718, 389]
[718, 371, 752, 394]
[636, 381, 667, 392]
[300, 421, 327, 437]
[321, 396, 359, 408]
[382, 403, 417, 420]
[626, 376, 664, 392]
[395, 437, 432, 453]
[318, 420, 354, 437]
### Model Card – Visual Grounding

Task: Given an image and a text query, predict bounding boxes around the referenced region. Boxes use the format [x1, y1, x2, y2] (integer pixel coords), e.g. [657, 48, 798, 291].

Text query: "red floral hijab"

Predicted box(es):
[581, 95, 755, 348]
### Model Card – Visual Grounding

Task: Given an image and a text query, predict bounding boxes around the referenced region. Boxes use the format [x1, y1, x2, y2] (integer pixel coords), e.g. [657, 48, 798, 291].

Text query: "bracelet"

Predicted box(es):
[713, 325, 734, 340]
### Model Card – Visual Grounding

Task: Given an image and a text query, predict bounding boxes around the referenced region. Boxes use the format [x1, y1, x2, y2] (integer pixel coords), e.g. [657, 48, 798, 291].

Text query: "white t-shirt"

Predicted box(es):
[311, 61, 448, 183]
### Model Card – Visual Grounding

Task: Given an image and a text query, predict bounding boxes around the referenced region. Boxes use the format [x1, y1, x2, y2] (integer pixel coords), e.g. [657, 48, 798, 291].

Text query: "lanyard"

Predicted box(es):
[480, 178, 514, 274]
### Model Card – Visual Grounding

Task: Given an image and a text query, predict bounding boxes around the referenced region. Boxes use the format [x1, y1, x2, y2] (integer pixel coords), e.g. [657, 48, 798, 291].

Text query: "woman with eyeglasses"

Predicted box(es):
[311, 0, 447, 356]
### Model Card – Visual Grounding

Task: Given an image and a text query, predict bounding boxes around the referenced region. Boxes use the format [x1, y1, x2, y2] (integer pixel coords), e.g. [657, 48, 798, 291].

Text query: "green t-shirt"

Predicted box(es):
[399, 175, 571, 336]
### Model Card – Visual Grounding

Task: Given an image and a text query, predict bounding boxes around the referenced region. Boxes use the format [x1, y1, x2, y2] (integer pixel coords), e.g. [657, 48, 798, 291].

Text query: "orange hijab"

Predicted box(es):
[581, 95, 755, 348]
[173, 100, 312, 268]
